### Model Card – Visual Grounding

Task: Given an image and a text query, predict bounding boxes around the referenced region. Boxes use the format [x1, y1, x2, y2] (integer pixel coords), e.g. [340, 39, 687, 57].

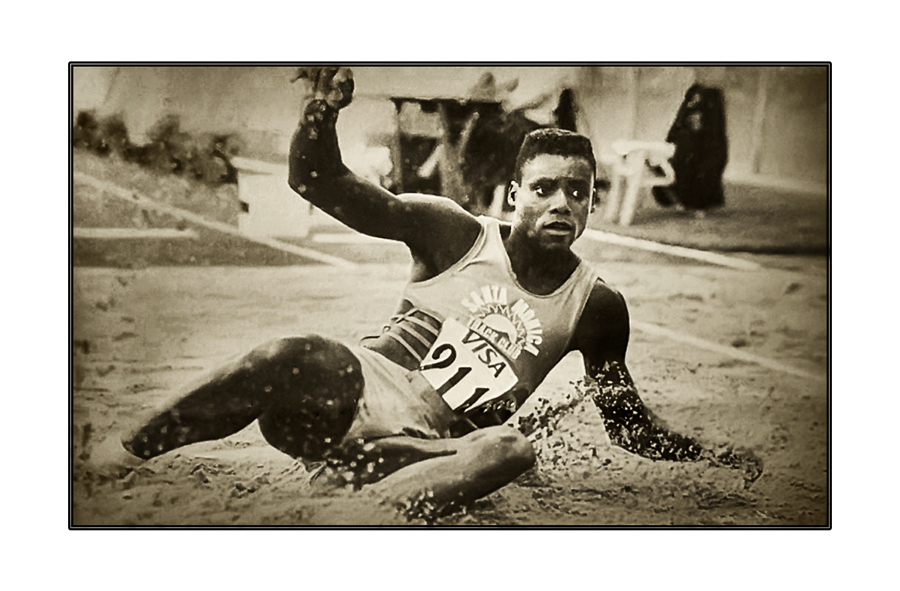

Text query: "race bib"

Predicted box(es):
[419, 318, 518, 412]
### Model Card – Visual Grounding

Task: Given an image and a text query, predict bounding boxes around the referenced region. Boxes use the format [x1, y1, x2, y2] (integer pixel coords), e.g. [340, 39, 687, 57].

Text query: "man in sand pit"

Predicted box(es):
[89, 67, 761, 517]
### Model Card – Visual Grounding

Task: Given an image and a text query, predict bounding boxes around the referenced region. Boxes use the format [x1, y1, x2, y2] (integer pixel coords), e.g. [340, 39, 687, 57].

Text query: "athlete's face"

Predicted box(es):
[509, 154, 595, 250]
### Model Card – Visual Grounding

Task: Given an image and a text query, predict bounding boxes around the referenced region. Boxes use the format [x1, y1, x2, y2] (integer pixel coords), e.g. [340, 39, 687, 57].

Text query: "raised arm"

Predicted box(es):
[287, 67, 480, 275]
[570, 281, 762, 482]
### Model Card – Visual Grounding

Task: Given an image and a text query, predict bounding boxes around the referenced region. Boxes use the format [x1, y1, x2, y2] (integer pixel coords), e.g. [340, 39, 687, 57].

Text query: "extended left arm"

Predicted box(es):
[588, 359, 704, 461]
[574, 283, 762, 482]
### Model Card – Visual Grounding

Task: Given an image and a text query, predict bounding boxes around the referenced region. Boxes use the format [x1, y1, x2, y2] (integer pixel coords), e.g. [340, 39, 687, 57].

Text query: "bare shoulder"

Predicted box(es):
[394, 193, 483, 278]
[583, 279, 628, 320]
[568, 278, 630, 357]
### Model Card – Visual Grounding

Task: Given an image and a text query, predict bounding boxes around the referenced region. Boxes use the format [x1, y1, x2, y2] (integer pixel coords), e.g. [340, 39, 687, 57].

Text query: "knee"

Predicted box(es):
[248, 334, 363, 398]
[249, 335, 328, 364]
[247, 335, 360, 378]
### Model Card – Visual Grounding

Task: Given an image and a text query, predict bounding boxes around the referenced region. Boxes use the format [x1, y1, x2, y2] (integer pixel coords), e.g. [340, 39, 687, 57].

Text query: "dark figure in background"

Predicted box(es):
[653, 84, 728, 213]
[553, 89, 578, 132]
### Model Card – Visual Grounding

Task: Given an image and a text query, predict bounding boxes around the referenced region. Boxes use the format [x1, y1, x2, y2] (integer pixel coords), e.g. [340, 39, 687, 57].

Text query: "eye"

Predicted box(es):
[568, 185, 590, 201]
[531, 183, 549, 196]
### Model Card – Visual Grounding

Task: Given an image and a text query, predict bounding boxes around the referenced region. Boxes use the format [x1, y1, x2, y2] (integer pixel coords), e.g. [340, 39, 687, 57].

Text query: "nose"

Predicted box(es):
[549, 188, 572, 213]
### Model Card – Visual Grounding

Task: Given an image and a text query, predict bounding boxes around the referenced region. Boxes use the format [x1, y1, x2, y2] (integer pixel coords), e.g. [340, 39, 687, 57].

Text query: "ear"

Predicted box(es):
[590, 187, 597, 213]
[507, 181, 518, 207]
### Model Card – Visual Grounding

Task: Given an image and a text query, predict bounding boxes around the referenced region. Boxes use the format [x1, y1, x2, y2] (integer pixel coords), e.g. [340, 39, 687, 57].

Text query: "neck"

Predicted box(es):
[503, 231, 578, 295]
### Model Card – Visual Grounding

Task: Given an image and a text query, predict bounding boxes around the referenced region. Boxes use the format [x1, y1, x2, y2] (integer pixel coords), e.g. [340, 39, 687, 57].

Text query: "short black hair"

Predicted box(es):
[514, 128, 596, 183]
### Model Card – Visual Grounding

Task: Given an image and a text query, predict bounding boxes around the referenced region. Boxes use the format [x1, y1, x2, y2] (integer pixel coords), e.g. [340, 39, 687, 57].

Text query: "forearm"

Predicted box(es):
[601, 407, 704, 461]
[288, 100, 404, 236]
[588, 362, 704, 461]
[586, 363, 763, 485]
[289, 100, 348, 190]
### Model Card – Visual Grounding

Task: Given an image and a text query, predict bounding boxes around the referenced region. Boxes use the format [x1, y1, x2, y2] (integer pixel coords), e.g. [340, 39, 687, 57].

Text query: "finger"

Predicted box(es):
[317, 67, 340, 92]
[326, 68, 355, 109]
[333, 67, 352, 83]
[291, 66, 317, 84]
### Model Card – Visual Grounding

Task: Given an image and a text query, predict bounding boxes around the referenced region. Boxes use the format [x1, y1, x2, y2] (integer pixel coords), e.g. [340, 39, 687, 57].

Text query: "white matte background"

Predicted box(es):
[4, 1, 884, 588]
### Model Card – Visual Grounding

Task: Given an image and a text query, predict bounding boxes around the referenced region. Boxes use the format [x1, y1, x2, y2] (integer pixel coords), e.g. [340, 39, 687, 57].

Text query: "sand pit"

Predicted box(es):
[71, 252, 828, 527]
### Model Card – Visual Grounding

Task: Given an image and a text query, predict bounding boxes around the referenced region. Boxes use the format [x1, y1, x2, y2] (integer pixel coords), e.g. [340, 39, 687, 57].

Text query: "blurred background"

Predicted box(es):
[71, 65, 828, 264]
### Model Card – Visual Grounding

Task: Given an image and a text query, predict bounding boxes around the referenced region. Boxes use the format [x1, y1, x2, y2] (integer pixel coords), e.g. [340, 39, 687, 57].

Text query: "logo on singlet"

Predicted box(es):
[461, 285, 543, 359]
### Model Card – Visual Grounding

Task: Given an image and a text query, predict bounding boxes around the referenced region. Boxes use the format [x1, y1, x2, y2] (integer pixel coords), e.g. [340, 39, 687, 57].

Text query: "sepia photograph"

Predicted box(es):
[70, 64, 829, 527]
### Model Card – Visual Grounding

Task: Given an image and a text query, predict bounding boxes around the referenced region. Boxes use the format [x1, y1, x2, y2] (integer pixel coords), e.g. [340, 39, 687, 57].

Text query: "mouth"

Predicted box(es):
[543, 221, 574, 234]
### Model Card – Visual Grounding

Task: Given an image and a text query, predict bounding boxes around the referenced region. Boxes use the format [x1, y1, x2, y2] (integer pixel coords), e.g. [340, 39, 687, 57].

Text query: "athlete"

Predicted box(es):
[88, 68, 761, 517]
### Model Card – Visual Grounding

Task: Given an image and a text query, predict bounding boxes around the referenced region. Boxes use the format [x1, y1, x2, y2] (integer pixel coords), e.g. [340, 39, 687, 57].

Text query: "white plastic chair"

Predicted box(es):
[600, 140, 676, 226]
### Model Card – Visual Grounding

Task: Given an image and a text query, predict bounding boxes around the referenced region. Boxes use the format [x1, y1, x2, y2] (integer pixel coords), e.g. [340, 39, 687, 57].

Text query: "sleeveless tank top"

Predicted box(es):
[368, 217, 599, 428]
